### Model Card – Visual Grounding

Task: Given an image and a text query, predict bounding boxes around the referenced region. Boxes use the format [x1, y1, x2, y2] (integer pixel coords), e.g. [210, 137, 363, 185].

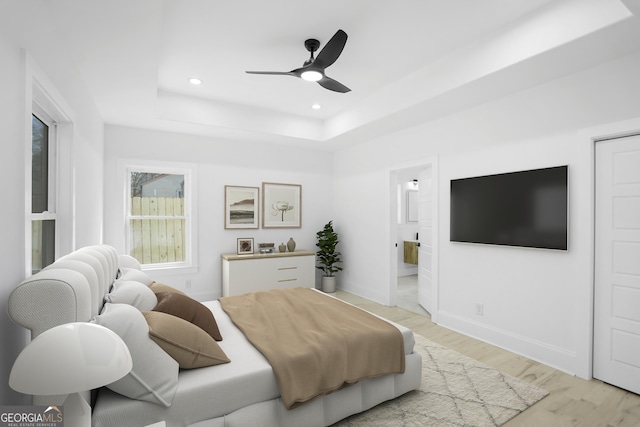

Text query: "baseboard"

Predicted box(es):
[339, 283, 390, 306]
[437, 310, 578, 376]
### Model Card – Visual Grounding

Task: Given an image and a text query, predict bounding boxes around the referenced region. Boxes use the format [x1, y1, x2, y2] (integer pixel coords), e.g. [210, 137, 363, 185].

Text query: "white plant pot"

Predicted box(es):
[321, 276, 336, 293]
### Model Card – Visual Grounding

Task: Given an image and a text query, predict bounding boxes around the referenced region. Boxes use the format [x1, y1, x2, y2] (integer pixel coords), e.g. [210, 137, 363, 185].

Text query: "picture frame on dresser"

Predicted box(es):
[225, 185, 259, 229]
[262, 182, 301, 228]
[237, 238, 254, 255]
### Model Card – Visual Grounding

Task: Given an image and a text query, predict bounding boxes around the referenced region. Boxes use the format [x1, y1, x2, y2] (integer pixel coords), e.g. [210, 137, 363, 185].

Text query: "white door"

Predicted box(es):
[417, 167, 433, 314]
[594, 134, 640, 394]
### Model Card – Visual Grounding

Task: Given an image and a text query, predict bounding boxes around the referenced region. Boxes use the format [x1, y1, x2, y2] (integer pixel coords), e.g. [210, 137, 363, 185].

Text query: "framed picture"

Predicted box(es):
[225, 186, 259, 229]
[237, 238, 254, 255]
[262, 182, 302, 228]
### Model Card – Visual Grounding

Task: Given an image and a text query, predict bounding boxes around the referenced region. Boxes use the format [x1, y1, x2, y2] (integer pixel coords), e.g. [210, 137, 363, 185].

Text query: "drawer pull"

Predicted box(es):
[278, 267, 298, 271]
[277, 279, 297, 283]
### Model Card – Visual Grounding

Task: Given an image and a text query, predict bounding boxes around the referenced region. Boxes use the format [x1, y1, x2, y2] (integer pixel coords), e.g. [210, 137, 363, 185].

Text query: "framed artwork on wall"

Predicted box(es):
[262, 182, 302, 228]
[225, 186, 259, 229]
[237, 238, 254, 255]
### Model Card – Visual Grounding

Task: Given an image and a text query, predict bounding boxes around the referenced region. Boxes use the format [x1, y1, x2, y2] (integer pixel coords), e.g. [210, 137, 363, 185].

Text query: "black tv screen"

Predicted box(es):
[450, 166, 568, 250]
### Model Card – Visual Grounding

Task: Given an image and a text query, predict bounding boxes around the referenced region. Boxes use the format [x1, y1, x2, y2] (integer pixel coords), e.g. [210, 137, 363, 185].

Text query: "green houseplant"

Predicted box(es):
[316, 220, 343, 293]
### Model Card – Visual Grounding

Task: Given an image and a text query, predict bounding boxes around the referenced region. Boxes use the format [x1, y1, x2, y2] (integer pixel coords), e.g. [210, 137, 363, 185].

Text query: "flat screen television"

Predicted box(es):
[450, 165, 568, 250]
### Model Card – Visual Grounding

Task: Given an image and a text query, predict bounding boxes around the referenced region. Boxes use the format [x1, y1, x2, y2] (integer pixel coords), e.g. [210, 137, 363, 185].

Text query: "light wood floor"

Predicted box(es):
[333, 290, 640, 427]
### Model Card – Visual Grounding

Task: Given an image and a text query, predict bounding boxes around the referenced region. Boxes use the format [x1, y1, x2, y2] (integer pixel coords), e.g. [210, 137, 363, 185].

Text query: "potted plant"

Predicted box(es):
[315, 220, 343, 292]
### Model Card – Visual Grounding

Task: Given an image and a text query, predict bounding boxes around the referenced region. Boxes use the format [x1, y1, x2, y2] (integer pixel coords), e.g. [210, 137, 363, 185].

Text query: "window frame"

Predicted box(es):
[124, 163, 196, 271]
[28, 94, 59, 273]
[31, 105, 57, 215]
[24, 53, 76, 276]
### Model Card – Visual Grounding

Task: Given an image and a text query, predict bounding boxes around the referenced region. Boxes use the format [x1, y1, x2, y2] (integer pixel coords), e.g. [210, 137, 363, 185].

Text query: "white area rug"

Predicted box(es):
[334, 334, 549, 426]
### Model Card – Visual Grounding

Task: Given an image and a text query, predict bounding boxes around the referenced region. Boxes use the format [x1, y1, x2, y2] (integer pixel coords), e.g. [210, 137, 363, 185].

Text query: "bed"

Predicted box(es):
[8, 245, 422, 427]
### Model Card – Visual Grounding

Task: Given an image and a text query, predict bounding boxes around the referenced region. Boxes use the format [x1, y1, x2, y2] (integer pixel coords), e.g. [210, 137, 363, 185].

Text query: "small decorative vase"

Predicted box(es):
[279, 243, 286, 253]
[287, 237, 296, 252]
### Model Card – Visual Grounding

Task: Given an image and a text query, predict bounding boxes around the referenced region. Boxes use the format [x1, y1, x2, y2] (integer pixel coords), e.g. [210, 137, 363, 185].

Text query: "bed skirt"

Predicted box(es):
[188, 352, 422, 427]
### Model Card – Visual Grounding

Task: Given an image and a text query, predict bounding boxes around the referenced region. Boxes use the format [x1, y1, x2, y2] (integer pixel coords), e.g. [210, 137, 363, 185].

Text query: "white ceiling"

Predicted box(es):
[24, 0, 640, 149]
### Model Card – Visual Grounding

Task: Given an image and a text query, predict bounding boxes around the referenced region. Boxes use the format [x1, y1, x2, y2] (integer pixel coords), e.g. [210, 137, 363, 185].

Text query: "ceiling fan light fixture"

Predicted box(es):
[301, 70, 323, 82]
[245, 30, 350, 92]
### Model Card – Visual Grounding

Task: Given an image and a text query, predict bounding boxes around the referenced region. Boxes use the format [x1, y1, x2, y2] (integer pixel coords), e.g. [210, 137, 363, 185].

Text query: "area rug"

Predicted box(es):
[333, 334, 549, 426]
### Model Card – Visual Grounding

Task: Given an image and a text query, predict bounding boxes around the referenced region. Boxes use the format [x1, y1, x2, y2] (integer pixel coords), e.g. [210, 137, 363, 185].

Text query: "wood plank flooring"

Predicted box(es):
[333, 290, 640, 427]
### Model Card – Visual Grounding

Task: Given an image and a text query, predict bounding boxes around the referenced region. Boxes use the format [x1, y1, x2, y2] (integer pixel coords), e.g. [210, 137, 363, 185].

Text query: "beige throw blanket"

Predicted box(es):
[219, 287, 405, 409]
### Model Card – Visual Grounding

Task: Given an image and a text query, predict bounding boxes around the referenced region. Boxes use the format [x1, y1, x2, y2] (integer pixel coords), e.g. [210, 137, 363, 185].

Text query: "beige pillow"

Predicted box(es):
[153, 291, 222, 341]
[149, 282, 188, 296]
[143, 311, 230, 369]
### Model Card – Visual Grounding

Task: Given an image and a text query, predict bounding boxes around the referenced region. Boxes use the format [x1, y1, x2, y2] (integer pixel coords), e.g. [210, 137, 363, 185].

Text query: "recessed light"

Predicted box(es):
[311, 104, 322, 110]
[188, 77, 203, 85]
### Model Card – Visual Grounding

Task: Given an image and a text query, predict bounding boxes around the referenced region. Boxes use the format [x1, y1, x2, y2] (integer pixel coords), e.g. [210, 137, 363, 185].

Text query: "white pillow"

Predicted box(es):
[91, 303, 179, 407]
[105, 280, 157, 311]
[119, 267, 153, 285]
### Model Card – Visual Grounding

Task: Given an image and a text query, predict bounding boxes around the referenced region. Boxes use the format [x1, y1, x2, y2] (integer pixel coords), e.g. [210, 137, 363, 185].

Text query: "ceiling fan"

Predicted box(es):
[246, 29, 351, 93]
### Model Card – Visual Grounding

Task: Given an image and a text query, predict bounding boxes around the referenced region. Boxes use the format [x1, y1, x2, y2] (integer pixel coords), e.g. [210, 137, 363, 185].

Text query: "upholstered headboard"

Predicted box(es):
[8, 244, 171, 409]
[8, 245, 120, 339]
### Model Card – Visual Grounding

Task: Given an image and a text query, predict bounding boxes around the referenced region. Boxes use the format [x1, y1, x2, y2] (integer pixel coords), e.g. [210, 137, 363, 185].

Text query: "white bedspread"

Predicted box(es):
[92, 299, 416, 427]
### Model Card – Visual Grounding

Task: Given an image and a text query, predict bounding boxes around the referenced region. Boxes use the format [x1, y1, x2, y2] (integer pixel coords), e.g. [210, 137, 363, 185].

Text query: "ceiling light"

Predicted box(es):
[188, 77, 203, 85]
[312, 104, 322, 110]
[301, 70, 323, 82]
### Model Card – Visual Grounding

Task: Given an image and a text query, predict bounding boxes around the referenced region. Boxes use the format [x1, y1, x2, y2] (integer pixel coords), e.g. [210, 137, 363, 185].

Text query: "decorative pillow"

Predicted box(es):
[91, 303, 179, 407]
[119, 267, 153, 285]
[105, 280, 157, 311]
[149, 282, 187, 296]
[152, 292, 222, 341]
[143, 311, 231, 369]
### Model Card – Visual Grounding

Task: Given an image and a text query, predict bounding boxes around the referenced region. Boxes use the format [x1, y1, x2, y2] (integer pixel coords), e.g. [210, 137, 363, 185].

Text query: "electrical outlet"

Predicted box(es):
[185, 279, 192, 289]
[475, 303, 484, 316]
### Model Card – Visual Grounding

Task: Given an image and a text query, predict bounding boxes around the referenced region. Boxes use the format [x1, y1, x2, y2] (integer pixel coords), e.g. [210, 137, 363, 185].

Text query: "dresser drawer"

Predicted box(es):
[221, 251, 316, 297]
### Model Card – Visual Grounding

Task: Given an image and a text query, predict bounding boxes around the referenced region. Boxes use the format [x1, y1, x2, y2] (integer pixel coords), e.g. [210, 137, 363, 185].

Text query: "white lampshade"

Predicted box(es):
[9, 322, 132, 395]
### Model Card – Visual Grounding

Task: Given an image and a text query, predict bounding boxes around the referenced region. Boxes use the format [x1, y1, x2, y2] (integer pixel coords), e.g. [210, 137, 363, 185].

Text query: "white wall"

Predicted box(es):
[103, 125, 334, 301]
[333, 50, 640, 376]
[0, 32, 29, 407]
[0, 5, 105, 404]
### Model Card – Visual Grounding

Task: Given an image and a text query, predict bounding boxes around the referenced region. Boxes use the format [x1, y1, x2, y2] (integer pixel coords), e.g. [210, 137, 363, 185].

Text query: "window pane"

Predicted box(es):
[128, 172, 187, 265]
[32, 219, 55, 273]
[32, 115, 49, 214]
[130, 173, 184, 215]
[129, 218, 186, 264]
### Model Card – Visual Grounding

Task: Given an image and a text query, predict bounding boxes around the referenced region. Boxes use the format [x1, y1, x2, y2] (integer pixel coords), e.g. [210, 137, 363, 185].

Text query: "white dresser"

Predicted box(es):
[221, 250, 316, 297]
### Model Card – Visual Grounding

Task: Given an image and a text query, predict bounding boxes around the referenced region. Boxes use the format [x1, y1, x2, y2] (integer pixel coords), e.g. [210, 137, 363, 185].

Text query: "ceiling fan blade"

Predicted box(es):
[313, 29, 347, 69]
[245, 71, 295, 76]
[318, 76, 351, 93]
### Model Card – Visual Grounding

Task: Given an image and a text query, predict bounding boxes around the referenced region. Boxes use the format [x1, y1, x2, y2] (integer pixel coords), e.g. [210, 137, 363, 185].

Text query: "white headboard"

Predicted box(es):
[8, 245, 119, 339]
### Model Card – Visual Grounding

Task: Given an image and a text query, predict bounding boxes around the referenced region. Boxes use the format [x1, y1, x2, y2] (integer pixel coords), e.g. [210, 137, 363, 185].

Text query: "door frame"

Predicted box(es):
[593, 133, 640, 392]
[388, 157, 439, 321]
[579, 118, 640, 380]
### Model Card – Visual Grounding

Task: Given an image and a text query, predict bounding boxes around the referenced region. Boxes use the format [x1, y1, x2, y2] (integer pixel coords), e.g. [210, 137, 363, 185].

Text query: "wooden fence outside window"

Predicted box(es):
[129, 196, 186, 265]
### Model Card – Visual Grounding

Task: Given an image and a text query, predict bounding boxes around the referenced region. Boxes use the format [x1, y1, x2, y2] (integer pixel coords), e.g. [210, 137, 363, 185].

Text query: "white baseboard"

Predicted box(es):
[340, 282, 390, 306]
[437, 310, 578, 376]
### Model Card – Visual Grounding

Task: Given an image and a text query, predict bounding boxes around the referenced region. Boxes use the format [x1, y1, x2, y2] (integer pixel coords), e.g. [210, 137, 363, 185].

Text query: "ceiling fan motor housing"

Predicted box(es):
[304, 39, 320, 53]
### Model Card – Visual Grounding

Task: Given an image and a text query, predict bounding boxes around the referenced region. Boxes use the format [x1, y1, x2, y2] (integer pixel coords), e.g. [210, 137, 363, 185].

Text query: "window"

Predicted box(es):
[26, 60, 73, 276]
[30, 111, 57, 273]
[126, 167, 192, 267]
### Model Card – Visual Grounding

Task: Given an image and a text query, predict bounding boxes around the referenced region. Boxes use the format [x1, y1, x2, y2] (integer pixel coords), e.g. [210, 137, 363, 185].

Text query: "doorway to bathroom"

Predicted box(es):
[389, 160, 438, 319]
